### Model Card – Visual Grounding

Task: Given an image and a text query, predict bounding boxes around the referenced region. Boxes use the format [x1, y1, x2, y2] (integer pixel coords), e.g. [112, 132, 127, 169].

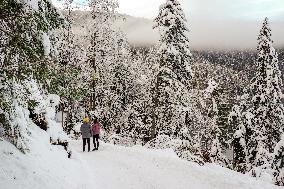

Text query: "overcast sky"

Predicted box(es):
[118, 0, 284, 22]
[52, 0, 284, 49]
[55, 0, 284, 21]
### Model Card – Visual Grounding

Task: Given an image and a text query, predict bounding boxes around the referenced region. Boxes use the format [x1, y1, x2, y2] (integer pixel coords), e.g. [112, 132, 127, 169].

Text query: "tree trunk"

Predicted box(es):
[61, 107, 64, 128]
[91, 56, 96, 111]
[151, 75, 159, 140]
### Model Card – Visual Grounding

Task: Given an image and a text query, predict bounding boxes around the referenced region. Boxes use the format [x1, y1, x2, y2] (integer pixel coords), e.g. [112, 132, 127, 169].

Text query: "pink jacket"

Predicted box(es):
[92, 123, 101, 135]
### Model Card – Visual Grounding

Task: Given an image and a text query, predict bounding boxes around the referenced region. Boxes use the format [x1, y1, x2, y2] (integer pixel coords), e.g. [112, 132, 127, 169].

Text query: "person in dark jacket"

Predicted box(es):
[80, 117, 92, 152]
[91, 118, 101, 151]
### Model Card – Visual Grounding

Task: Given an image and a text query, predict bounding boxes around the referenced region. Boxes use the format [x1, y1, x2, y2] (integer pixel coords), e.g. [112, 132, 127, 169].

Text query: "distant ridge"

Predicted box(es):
[62, 9, 159, 46]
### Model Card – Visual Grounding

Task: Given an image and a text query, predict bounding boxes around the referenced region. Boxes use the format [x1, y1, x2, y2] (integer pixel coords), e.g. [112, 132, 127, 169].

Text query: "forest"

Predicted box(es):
[0, 0, 284, 187]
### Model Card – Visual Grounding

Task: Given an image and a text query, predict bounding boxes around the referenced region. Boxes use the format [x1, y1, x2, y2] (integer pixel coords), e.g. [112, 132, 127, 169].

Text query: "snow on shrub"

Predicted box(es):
[69, 122, 82, 139]
[145, 135, 204, 165]
[179, 150, 204, 165]
[1, 78, 71, 156]
[0, 79, 38, 153]
[106, 133, 135, 147]
[26, 82, 69, 146]
[6, 101, 33, 153]
[45, 94, 71, 157]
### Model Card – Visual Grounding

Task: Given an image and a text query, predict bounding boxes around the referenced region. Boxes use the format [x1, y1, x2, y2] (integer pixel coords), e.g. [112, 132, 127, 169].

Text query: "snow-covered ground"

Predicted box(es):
[0, 125, 93, 189]
[0, 128, 281, 189]
[71, 141, 280, 189]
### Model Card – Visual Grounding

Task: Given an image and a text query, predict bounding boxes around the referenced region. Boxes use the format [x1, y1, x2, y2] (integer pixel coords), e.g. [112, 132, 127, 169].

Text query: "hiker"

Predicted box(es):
[80, 117, 92, 152]
[91, 118, 101, 151]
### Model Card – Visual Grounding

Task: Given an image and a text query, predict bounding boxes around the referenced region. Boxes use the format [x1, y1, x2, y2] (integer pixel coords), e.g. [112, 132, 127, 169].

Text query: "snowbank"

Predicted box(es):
[0, 123, 93, 189]
[145, 135, 204, 165]
[0, 84, 92, 189]
[46, 94, 69, 144]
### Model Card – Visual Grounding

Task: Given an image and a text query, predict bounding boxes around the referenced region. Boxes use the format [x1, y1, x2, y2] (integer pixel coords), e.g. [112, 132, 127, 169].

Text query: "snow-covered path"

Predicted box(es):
[71, 141, 279, 189]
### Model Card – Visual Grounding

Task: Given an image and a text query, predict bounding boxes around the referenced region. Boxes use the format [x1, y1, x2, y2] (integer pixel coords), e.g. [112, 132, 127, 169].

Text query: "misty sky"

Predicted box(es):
[52, 0, 284, 49]
[118, 0, 284, 21]
[55, 0, 284, 21]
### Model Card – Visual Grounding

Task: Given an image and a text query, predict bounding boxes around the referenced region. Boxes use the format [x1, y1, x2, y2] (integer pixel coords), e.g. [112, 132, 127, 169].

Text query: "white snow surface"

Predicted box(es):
[0, 126, 93, 189]
[42, 32, 51, 56]
[69, 141, 280, 189]
[1, 135, 281, 189]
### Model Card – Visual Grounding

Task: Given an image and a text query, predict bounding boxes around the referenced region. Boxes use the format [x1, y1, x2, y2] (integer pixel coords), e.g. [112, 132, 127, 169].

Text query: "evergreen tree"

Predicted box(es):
[248, 17, 284, 173]
[228, 94, 251, 173]
[209, 115, 227, 166]
[229, 18, 284, 175]
[198, 79, 227, 165]
[152, 0, 192, 138]
[0, 0, 64, 151]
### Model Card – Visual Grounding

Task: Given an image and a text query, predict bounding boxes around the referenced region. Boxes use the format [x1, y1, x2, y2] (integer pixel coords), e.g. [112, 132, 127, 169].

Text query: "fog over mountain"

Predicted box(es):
[188, 18, 284, 50]
[123, 17, 284, 50]
[68, 10, 284, 50]
[120, 16, 284, 50]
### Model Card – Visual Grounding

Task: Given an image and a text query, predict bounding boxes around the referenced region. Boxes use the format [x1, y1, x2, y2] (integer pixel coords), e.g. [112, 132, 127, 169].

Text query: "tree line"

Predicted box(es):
[0, 0, 283, 186]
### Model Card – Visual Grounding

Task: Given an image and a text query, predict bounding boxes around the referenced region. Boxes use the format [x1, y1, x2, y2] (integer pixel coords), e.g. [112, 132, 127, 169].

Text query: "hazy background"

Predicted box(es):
[52, 0, 284, 50]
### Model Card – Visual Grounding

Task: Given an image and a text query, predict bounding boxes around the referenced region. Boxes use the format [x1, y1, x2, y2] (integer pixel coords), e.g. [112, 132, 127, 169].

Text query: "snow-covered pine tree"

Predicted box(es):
[229, 18, 284, 175]
[228, 94, 251, 173]
[152, 0, 192, 138]
[0, 0, 64, 80]
[116, 47, 159, 144]
[0, 0, 64, 151]
[204, 80, 228, 166]
[247, 17, 284, 174]
[272, 132, 284, 186]
[197, 79, 227, 165]
[111, 33, 131, 111]
[209, 115, 228, 166]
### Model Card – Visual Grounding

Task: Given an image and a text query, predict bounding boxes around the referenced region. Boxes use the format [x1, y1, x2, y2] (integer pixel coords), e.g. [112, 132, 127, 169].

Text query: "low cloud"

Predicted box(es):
[52, 0, 284, 50]
[118, 16, 284, 50]
[118, 0, 284, 49]
[189, 18, 284, 50]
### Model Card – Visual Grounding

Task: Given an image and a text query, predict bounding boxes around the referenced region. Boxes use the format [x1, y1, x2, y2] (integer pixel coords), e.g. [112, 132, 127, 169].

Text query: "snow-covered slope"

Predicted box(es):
[71, 141, 280, 189]
[1, 134, 281, 189]
[0, 125, 93, 189]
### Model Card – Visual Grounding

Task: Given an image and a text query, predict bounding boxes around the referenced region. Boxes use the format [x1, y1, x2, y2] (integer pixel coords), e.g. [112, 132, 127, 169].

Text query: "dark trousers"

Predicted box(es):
[93, 134, 100, 149]
[83, 138, 90, 152]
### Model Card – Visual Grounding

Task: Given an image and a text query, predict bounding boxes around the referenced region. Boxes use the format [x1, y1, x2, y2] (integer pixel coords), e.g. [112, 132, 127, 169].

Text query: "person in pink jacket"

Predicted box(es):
[91, 118, 101, 151]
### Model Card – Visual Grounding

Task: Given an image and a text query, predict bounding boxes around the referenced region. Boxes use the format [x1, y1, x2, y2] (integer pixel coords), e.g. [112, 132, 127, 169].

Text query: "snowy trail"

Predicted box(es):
[71, 140, 279, 189]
